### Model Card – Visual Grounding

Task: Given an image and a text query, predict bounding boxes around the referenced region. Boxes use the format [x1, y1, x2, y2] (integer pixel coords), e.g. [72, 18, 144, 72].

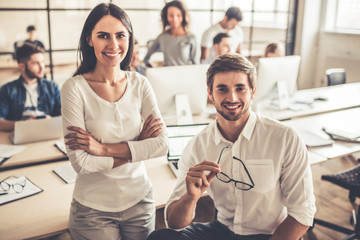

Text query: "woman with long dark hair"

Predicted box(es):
[61, 3, 168, 239]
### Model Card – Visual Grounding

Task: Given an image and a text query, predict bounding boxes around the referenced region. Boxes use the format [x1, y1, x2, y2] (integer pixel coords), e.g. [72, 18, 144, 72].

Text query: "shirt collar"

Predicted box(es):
[214, 110, 257, 144]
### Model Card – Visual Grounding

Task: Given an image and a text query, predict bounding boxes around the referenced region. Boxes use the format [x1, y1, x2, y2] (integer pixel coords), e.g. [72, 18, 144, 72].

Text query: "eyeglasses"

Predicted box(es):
[0, 176, 26, 195]
[216, 147, 255, 191]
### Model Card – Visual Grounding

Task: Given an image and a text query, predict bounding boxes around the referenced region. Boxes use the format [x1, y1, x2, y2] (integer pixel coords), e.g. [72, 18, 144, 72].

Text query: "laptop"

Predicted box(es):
[10, 116, 63, 145]
[167, 123, 208, 177]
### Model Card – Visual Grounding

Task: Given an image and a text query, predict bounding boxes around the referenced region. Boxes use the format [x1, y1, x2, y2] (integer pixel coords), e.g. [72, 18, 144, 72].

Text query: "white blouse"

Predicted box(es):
[61, 71, 168, 212]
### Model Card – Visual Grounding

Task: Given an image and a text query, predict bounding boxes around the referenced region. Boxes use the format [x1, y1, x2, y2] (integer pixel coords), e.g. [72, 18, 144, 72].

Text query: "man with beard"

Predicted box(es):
[147, 53, 316, 240]
[0, 42, 61, 131]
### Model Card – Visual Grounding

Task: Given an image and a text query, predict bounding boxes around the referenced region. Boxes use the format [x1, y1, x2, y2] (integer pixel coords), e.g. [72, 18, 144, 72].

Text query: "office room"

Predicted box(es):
[0, 0, 360, 239]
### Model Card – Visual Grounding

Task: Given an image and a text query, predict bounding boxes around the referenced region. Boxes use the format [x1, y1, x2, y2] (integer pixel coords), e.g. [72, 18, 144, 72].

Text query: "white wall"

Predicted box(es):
[295, 0, 360, 89]
[316, 32, 360, 86]
[294, 0, 322, 89]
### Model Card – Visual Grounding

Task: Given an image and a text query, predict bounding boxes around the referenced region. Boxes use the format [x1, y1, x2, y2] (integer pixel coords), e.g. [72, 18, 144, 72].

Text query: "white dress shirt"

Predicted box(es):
[61, 72, 168, 212]
[165, 111, 316, 235]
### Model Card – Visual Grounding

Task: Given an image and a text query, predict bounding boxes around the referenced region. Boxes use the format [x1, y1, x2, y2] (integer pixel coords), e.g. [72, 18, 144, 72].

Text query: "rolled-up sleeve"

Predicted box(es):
[281, 127, 317, 226]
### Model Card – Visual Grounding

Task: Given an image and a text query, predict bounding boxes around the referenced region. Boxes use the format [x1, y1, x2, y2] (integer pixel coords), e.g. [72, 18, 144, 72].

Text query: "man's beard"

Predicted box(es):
[25, 63, 43, 79]
[214, 101, 250, 121]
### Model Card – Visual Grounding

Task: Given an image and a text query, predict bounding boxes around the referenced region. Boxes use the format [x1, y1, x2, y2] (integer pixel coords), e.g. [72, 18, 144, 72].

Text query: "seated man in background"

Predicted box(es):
[264, 41, 285, 58]
[0, 42, 61, 131]
[147, 53, 316, 240]
[13, 25, 45, 60]
[24, 25, 45, 50]
[202, 33, 231, 64]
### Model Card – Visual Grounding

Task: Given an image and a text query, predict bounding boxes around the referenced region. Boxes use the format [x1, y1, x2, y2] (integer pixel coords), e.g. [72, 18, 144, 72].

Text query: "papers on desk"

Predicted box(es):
[0, 176, 43, 206]
[0, 144, 26, 165]
[299, 131, 334, 148]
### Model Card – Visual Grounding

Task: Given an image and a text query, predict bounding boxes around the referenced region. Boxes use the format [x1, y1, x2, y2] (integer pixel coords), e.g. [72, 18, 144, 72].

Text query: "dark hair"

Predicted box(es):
[74, 3, 134, 76]
[27, 25, 36, 32]
[16, 42, 45, 63]
[264, 42, 284, 57]
[161, 0, 190, 33]
[213, 33, 230, 45]
[207, 53, 256, 92]
[225, 7, 242, 21]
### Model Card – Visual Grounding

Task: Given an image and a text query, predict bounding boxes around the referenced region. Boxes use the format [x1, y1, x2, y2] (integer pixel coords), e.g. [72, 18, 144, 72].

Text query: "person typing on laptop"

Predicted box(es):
[0, 42, 61, 131]
[147, 53, 316, 240]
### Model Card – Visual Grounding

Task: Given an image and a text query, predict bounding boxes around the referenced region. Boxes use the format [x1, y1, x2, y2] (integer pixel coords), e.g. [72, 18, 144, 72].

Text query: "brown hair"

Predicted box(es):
[206, 53, 256, 92]
[264, 42, 285, 57]
[15, 42, 45, 63]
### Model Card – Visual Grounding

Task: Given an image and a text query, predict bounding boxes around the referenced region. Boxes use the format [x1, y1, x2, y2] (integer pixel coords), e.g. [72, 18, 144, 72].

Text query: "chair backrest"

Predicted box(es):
[326, 68, 346, 86]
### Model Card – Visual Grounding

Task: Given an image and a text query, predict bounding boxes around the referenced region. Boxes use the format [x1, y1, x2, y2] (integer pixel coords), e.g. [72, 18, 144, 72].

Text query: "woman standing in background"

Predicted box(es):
[143, 0, 197, 67]
[61, 3, 168, 240]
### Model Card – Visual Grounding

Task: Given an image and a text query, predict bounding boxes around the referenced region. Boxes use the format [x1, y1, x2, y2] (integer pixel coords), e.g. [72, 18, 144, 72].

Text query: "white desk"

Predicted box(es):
[0, 156, 175, 240]
[257, 82, 360, 120]
[283, 107, 360, 160]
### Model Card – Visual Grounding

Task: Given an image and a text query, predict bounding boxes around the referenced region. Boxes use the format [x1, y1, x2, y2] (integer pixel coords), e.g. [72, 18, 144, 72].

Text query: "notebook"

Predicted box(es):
[53, 162, 77, 184]
[299, 130, 334, 148]
[10, 116, 63, 145]
[167, 124, 208, 177]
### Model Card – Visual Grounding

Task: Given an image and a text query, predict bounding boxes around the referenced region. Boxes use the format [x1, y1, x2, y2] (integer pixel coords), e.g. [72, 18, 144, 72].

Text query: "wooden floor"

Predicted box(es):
[303, 154, 360, 240]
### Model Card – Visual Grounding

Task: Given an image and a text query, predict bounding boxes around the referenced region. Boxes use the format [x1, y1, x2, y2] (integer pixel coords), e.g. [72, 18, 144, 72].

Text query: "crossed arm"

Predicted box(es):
[64, 114, 163, 168]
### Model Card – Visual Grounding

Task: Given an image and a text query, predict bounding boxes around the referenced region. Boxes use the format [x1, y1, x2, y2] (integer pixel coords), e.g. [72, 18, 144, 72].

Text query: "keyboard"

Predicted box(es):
[168, 160, 179, 178]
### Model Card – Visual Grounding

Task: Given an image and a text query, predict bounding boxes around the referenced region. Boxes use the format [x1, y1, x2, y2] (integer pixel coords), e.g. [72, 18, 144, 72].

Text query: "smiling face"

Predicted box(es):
[208, 71, 255, 122]
[88, 15, 129, 69]
[167, 6, 183, 29]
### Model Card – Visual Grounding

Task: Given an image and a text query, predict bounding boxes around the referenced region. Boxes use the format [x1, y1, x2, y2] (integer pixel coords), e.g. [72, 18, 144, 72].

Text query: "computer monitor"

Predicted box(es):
[146, 64, 210, 122]
[253, 55, 301, 109]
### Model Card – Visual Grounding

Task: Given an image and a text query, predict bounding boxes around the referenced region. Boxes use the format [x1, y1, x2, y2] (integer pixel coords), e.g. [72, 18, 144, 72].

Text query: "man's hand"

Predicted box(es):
[138, 114, 163, 140]
[185, 161, 221, 202]
[65, 126, 105, 156]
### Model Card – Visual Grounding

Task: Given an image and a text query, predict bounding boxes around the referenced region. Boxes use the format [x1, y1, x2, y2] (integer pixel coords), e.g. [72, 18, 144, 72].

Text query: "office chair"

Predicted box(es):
[326, 68, 346, 86]
[313, 164, 360, 240]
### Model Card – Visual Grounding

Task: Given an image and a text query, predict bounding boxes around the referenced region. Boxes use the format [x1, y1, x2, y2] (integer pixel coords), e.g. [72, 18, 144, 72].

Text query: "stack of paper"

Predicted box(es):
[300, 131, 334, 148]
[0, 144, 26, 165]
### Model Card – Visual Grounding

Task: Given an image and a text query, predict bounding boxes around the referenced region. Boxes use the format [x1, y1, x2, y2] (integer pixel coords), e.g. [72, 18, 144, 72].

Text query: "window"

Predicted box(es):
[0, 0, 297, 86]
[325, 0, 360, 33]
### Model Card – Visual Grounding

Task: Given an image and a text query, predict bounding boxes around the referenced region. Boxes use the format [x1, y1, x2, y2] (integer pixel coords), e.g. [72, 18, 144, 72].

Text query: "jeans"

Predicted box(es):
[147, 221, 272, 240]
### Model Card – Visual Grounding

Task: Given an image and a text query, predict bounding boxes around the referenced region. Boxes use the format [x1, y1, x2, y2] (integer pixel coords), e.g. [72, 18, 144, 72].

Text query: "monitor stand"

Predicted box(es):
[277, 80, 290, 110]
[175, 93, 193, 125]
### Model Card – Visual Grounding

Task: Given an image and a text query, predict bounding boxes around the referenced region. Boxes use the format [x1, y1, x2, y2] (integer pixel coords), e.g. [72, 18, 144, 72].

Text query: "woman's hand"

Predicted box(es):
[138, 114, 163, 141]
[65, 126, 105, 156]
